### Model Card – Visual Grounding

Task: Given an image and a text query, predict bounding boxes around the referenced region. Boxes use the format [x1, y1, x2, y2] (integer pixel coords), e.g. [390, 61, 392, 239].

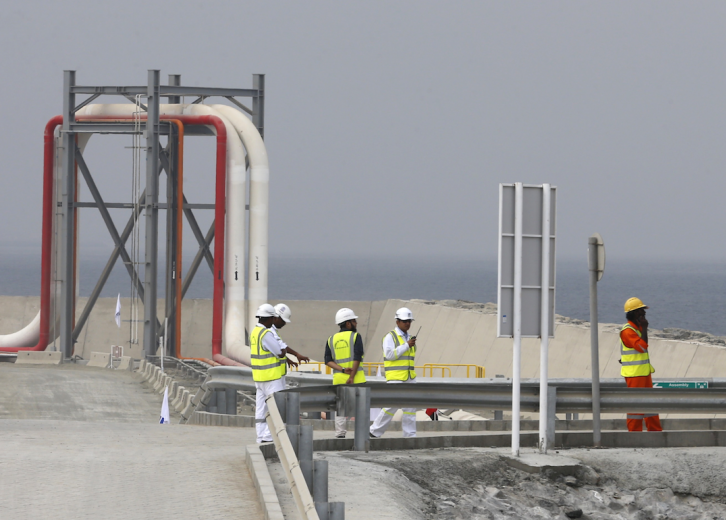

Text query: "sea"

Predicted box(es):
[1, 249, 725, 336]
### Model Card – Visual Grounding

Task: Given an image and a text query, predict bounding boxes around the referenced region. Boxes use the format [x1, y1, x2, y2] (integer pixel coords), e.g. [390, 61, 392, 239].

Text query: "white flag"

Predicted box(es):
[160, 386, 170, 424]
[115, 294, 121, 328]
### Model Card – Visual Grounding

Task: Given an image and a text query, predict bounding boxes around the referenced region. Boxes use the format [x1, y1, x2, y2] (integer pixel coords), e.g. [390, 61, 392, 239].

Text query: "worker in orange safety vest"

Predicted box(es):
[620, 297, 663, 432]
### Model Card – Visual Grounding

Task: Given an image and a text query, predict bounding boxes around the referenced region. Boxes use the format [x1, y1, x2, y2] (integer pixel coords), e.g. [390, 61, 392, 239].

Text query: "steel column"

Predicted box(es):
[589, 236, 602, 446]
[59, 70, 77, 360]
[143, 70, 161, 358]
[252, 74, 265, 139]
[163, 130, 178, 356]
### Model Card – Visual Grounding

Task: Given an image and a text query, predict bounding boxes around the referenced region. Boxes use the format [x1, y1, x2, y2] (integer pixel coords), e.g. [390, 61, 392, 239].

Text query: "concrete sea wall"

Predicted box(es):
[0, 296, 723, 383]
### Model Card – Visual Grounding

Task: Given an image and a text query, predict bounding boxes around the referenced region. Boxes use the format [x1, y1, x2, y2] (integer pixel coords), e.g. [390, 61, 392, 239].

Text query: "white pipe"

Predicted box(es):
[0, 104, 258, 365]
[210, 105, 269, 341]
[538, 183, 551, 453]
[512, 182, 523, 457]
[0, 131, 88, 348]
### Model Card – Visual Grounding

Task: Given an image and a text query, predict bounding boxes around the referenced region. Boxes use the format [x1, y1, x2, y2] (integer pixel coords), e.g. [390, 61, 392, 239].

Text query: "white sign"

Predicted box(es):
[497, 184, 557, 338]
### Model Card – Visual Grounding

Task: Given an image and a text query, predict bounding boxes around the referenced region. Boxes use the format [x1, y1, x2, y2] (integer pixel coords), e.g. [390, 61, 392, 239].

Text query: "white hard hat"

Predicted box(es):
[255, 303, 277, 318]
[335, 308, 358, 325]
[395, 307, 414, 321]
[275, 303, 292, 323]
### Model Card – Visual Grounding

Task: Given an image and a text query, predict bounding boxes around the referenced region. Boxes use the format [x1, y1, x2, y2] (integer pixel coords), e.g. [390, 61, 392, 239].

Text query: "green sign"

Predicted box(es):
[652, 381, 708, 389]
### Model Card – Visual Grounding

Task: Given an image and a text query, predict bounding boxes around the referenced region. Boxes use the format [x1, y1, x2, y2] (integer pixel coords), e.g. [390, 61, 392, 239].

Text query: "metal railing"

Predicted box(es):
[291, 361, 485, 378]
[182, 366, 726, 425]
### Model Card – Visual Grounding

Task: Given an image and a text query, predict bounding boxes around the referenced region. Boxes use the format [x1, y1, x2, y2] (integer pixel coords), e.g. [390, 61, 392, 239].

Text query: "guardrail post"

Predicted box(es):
[313, 460, 328, 503]
[316, 502, 345, 520]
[494, 374, 505, 420]
[226, 388, 237, 415]
[288, 425, 300, 456]
[208, 389, 218, 413]
[354, 386, 371, 452]
[299, 425, 314, 492]
[274, 392, 287, 422]
[547, 386, 557, 449]
[287, 391, 300, 426]
[216, 389, 226, 414]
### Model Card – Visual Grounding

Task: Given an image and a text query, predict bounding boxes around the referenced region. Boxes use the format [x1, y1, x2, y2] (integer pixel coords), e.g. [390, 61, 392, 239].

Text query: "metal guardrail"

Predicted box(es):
[182, 366, 726, 425]
[293, 361, 485, 378]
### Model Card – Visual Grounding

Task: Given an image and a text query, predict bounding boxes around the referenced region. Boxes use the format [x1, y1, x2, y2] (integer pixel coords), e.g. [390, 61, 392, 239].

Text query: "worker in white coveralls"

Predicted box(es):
[370, 307, 418, 438]
[250, 303, 305, 444]
[271, 303, 310, 387]
[324, 308, 366, 438]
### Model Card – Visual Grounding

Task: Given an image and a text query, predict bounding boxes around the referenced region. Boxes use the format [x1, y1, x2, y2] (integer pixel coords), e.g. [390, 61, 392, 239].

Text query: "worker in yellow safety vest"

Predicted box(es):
[370, 307, 418, 439]
[251, 303, 305, 443]
[621, 297, 662, 432]
[325, 308, 366, 438]
[270, 303, 310, 387]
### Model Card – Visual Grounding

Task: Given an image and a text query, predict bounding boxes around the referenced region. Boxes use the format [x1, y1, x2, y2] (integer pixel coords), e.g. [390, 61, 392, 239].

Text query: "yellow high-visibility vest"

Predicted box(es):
[620, 324, 654, 378]
[327, 331, 366, 385]
[250, 325, 284, 382]
[383, 330, 416, 381]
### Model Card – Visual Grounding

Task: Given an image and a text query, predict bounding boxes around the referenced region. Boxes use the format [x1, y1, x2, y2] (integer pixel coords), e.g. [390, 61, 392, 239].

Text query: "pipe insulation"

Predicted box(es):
[0, 104, 269, 366]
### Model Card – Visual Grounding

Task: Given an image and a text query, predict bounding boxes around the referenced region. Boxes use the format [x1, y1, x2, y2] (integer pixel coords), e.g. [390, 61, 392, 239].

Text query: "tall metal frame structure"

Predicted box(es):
[58, 69, 265, 360]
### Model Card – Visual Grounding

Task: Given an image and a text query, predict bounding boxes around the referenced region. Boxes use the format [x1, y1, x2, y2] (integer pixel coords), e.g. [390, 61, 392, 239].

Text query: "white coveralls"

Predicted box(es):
[254, 325, 286, 443]
[270, 324, 289, 388]
[370, 326, 417, 438]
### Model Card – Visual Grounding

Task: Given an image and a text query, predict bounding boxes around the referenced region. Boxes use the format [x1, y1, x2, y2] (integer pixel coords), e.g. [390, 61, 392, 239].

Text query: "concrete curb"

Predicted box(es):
[245, 444, 285, 520]
[15, 351, 62, 365]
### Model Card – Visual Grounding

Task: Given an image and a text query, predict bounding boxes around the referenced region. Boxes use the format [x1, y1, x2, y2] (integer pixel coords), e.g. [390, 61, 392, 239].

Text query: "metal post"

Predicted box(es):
[252, 74, 265, 139]
[225, 388, 237, 415]
[143, 69, 161, 358]
[288, 425, 299, 457]
[511, 182, 523, 456]
[589, 236, 602, 447]
[299, 425, 314, 492]
[273, 392, 287, 423]
[494, 374, 504, 420]
[217, 389, 227, 414]
[354, 387, 370, 452]
[313, 460, 329, 503]
[287, 391, 300, 426]
[164, 130, 176, 357]
[59, 70, 77, 360]
[547, 386, 557, 448]
[207, 389, 218, 414]
[328, 502, 345, 520]
[539, 183, 551, 453]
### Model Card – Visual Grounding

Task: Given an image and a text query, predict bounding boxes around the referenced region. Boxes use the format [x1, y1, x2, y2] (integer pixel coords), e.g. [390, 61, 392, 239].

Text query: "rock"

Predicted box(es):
[485, 486, 503, 498]
[575, 465, 600, 486]
[564, 507, 583, 518]
[564, 476, 581, 488]
[620, 494, 635, 506]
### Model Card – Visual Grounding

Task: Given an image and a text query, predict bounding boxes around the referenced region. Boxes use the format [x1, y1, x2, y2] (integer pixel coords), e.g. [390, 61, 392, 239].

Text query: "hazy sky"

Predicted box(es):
[1, 2, 725, 263]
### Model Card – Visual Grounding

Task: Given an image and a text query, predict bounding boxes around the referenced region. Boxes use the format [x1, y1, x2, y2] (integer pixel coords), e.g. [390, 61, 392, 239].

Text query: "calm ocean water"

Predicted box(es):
[1, 250, 725, 336]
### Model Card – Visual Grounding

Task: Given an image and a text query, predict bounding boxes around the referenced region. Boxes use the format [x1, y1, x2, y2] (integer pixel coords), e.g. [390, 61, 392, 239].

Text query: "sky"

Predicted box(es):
[1, 1, 725, 264]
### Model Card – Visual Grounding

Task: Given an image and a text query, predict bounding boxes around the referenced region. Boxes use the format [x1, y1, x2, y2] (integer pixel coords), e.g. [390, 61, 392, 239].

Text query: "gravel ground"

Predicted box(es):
[270, 447, 726, 519]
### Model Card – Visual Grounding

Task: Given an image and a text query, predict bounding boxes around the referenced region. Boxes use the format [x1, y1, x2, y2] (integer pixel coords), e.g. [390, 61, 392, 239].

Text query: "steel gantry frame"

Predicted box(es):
[58, 69, 265, 360]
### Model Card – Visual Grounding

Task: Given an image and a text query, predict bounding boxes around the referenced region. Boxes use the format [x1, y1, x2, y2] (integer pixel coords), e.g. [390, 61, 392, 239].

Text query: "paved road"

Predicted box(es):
[0, 363, 261, 520]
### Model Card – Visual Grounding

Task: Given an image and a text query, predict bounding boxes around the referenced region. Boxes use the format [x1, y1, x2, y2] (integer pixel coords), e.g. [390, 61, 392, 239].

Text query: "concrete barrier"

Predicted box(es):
[86, 352, 111, 368]
[116, 356, 133, 371]
[172, 386, 187, 411]
[15, 351, 62, 365]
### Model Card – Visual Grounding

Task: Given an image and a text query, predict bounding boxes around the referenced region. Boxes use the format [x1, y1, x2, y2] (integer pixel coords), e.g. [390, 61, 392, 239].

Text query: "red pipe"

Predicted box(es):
[76, 114, 228, 361]
[0, 116, 63, 352]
